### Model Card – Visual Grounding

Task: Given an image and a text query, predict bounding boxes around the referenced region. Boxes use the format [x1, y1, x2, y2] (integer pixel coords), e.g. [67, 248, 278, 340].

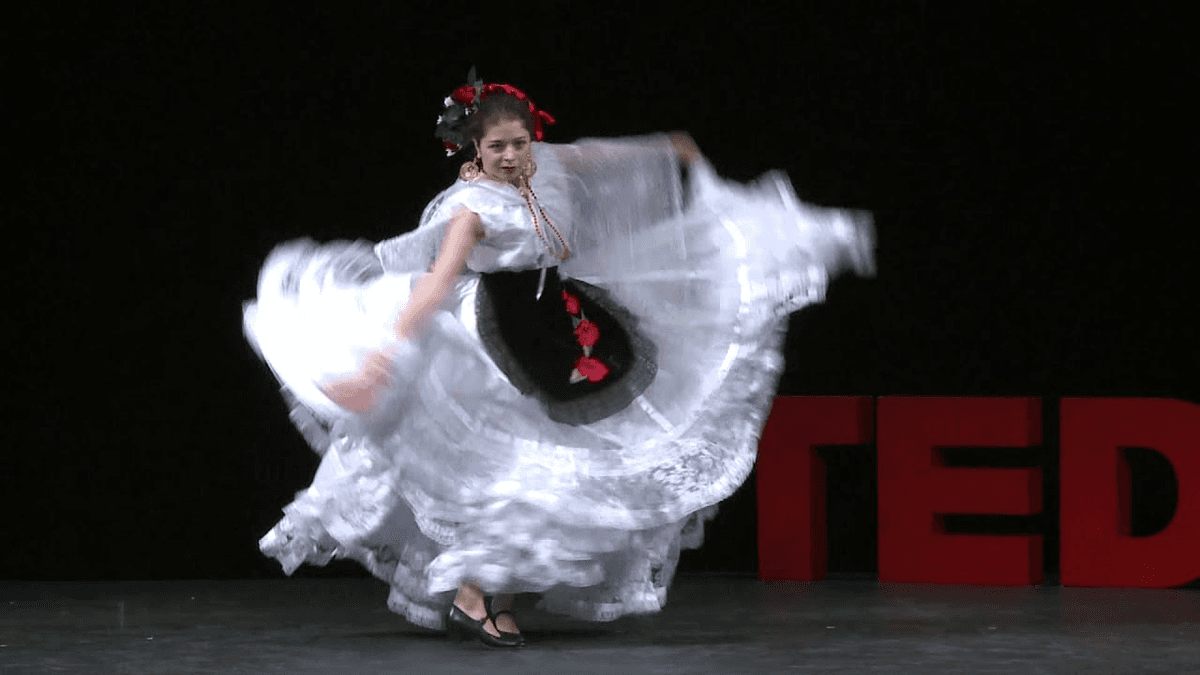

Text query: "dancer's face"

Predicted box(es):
[475, 117, 533, 186]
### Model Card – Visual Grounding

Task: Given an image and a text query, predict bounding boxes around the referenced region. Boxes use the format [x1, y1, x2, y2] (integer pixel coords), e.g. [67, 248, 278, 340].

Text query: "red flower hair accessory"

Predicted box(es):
[436, 69, 557, 155]
[451, 83, 556, 141]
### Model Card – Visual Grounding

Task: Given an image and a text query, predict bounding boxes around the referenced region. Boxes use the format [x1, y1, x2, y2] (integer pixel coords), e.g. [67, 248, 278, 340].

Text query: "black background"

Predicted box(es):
[7, 3, 1196, 582]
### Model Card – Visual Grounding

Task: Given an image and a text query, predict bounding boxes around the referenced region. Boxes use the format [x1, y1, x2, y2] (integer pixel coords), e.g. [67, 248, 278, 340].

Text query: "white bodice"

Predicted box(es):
[441, 178, 560, 273]
[376, 142, 581, 275]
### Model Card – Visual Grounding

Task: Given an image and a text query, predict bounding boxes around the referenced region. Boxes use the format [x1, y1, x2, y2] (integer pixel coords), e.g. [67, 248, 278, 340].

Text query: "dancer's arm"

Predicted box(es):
[395, 205, 485, 340]
[667, 132, 702, 165]
[555, 132, 701, 168]
[321, 206, 484, 413]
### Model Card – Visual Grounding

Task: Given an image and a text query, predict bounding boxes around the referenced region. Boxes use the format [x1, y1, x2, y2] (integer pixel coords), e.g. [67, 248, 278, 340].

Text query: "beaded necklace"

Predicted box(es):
[518, 175, 570, 262]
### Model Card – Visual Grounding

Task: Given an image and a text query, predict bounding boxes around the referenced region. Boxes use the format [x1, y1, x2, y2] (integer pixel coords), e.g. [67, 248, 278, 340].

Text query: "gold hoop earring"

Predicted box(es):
[524, 159, 537, 180]
[460, 154, 483, 181]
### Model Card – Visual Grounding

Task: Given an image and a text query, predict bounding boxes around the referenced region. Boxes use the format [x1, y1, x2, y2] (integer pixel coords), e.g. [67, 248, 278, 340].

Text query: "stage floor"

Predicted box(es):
[3, 575, 1199, 674]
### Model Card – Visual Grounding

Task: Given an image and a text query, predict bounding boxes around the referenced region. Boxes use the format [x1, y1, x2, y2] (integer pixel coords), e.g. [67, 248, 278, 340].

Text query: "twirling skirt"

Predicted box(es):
[242, 162, 874, 629]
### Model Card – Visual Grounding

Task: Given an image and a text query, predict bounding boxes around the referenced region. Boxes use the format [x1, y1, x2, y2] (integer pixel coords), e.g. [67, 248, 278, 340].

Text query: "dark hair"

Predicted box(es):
[437, 91, 537, 161]
[466, 93, 537, 154]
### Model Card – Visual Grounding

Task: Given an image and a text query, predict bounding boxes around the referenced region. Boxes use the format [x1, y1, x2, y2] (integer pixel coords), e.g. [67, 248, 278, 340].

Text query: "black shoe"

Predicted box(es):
[447, 603, 522, 648]
[488, 609, 526, 647]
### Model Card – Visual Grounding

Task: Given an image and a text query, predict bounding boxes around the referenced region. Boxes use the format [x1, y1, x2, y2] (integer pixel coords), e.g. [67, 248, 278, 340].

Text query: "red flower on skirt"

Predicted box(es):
[574, 319, 600, 347]
[575, 356, 610, 382]
[562, 290, 581, 315]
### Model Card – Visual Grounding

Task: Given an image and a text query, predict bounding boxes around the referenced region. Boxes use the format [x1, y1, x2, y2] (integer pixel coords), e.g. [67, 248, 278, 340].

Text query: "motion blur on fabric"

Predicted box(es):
[242, 70, 875, 636]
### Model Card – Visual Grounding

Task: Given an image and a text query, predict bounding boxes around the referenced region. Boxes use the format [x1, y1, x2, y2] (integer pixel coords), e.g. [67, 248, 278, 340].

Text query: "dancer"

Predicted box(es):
[243, 71, 874, 648]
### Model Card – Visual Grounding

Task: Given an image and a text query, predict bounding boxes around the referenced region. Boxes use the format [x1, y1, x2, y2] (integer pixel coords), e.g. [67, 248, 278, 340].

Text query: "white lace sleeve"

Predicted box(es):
[532, 135, 687, 280]
[377, 137, 686, 276]
[373, 191, 453, 274]
[374, 181, 546, 274]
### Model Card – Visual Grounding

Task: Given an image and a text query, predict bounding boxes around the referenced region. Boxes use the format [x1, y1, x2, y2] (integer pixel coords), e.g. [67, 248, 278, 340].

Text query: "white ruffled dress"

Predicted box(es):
[243, 135, 874, 629]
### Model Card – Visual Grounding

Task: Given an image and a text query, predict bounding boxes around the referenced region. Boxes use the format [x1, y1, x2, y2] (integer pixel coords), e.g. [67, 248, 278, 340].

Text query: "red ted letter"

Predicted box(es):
[757, 396, 874, 581]
[1060, 398, 1200, 587]
[878, 397, 1043, 585]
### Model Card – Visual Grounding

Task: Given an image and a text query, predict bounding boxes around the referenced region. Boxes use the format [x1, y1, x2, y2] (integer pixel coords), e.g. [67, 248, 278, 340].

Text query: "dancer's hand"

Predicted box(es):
[668, 132, 702, 165]
[362, 349, 398, 385]
[320, 350, 395, 414]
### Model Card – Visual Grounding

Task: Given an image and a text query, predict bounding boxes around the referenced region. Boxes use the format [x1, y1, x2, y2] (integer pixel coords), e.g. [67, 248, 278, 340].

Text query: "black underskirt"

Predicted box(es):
[475, 267, 658, 426]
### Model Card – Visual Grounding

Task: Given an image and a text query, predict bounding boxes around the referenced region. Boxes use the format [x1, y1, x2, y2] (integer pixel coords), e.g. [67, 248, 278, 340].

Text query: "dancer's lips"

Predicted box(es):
[502, 167, 515, 172]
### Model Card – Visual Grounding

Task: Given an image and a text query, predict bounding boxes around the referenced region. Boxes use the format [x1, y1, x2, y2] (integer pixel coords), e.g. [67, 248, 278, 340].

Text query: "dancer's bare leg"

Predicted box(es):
[490, 593, 519, 634]
[453, 583, 501, 638]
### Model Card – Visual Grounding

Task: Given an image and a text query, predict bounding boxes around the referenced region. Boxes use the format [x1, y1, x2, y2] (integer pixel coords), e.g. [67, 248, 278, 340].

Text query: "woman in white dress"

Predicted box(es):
[243, 74, 875, 648]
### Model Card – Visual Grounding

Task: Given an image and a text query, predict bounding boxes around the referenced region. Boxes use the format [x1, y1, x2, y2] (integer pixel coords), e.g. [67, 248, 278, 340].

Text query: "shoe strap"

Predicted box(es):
[452, 603, 490, 627]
